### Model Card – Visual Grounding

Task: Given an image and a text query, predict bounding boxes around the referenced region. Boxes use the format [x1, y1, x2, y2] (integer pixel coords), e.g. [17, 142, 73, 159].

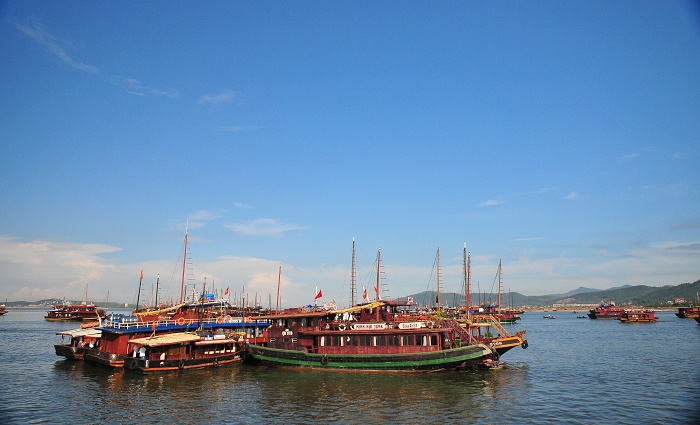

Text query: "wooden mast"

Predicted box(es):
[375, 248, 381, 321]
[498, 259, 502, 317]
[276, 265, 281, 314]
[179, 222, 188, 305]
[436, 247, 441, 313]
[351, 238, 356, 306]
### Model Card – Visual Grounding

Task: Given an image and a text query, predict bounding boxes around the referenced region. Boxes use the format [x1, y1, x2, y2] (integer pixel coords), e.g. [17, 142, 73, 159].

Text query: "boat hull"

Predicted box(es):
[54, 344, 88, 360]
[84, 348, 126, 368]
[245, 344, 492, 372]
[124, 353, 242, 373]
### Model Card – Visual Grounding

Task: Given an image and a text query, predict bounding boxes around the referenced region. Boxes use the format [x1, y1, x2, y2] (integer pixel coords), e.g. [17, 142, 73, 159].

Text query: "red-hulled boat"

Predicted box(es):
[45, 303, 107, 322]
[587, 301, 625, 319]
[619, 309, 658, 323]
[55, 328, 102, 360]
[675, 306, 700, 318]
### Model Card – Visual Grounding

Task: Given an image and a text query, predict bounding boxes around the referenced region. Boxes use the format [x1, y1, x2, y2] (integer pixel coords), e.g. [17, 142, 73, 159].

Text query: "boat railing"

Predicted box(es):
[470, 315, 513, 338]
[441, 318, 479, 346]
[102, 316, 268, 330]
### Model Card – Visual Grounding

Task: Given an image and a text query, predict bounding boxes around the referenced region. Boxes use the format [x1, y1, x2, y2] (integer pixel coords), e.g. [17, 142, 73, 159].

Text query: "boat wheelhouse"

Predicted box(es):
[245, 300, 494, 372]
[124, 331, 244, 373]
[55, 328, 102, 360]
[619, 309, 658, 323]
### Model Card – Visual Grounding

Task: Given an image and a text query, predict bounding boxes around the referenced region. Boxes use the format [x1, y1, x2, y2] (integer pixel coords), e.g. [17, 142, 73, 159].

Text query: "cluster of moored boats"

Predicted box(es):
[51, 297, 528, 373]
[50, 241, 528, 373]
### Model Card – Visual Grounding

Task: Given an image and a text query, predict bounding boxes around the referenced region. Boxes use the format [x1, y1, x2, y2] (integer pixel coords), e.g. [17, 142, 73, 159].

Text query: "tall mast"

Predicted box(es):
[276, 264, 281, 314]
[375, 248, 381, 301]
[498, 259, 502, 316]
[351, 238, 356, 306]
[436, 247, 441, 313]
[179, 222, 188, 304]
[467, 250, 471, 320]
[155, 274, 160, 308]
[136, 269, 143, 312]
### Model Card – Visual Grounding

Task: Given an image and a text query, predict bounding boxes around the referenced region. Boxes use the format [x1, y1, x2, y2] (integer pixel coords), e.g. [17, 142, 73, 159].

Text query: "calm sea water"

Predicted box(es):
[0, 308, 698, 425]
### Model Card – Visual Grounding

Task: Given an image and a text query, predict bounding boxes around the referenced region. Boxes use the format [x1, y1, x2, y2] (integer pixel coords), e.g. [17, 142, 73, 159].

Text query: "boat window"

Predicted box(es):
[277, 319, 284, 327]
[346, 335, 357, 346]
[375, 335, 385, 346]
[301, 318, 307, 327]
[320, 336, 326, 346]
[387, 335, 399, 346]
[416, 335, 425, 346]
[286, 319, 293, 328]
[332, 335, 341, 346]
[403, 335, 414, 346]
[430, 335, 438, 346]
[359, 335, 371, 346]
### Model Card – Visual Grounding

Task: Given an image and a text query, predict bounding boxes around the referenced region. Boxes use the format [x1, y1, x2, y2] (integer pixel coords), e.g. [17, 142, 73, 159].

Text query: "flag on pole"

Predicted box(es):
[140, 268, 144, 279]
[315, 289, 323, 300]
[362, 287, 368, 301]
[225, 287, 229, 295]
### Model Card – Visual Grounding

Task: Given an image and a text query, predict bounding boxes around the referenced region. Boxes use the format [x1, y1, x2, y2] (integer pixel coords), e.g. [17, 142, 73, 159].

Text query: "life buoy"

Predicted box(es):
[213, 358, 219, 367]
[176, 317, 186, 326]
[320, 355, 329, 366]
[129, 359, 137, 370]
[178, 359, 185, 370]
[521, 340, 528, 349]
[224, 315, 232, 323]
[216, 316, 224, 324]
[338, 323, 346, 331]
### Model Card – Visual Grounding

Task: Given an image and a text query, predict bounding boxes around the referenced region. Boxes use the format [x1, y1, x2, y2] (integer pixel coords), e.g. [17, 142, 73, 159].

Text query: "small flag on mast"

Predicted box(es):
[315, 289, 323, 300]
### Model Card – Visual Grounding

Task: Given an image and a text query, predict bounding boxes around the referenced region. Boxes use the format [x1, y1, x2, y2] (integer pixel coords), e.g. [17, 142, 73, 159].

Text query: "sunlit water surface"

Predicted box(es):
[0, 309, 698, 424]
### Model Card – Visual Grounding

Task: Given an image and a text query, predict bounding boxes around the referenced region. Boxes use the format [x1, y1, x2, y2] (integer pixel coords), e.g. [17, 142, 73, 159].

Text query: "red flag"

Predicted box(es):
[225, 287, 229, 295]
[315, 289, 323, 300]
[140, 268, 144, 279]
[363, 287, 368, 300]
[151, 319, 156, 331]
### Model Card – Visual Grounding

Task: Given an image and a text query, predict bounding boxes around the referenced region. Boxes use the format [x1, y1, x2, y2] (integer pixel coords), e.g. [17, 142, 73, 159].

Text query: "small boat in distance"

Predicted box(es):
[0, 303, 7, 316]
[619, 309, 658, 323]
[45, 303, 107, 322]
[587, 301, 625, 319]
[543, 314, 556, 319]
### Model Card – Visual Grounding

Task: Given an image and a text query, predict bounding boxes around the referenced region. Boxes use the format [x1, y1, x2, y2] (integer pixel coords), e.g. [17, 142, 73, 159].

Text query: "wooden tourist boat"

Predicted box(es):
[123, 331, 244, 373]
[84, 306, 268, 368]
[0, 303, 7, 316]
[245, 299, 494, 372]
[44, 303, 107, 322]
[55, 328, 102, 360]
[675, 306, 700, 318]
[587, 301, 625, 319]
[619, 309, 658, 323]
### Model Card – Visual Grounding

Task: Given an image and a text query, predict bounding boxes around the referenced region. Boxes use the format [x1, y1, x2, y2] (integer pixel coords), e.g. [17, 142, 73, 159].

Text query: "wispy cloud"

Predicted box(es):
[513, 237, 545, 242]
[225, 218, 305, 237]
[563, 192, 578, 200]
[220, 126, 262, 132]
[16, 20, 97, 73]
[234, 202, 252, 209]
[479, 200, 501, 207]
[110, 76, 179, 98]
[198, 90, 239, 105]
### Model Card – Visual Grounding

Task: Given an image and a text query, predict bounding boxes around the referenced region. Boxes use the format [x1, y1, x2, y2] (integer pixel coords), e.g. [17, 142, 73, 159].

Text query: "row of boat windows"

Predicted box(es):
[141, 344, 236, 358]
[319, 334, 440, 347]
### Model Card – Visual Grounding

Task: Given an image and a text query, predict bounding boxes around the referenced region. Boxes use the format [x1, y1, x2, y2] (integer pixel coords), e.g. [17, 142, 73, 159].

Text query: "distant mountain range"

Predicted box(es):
[401, 278, 700, 307]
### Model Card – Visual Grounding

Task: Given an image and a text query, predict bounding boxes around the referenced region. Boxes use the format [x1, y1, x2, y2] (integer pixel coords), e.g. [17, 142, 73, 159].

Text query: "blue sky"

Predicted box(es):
[1, 1, 699, 308]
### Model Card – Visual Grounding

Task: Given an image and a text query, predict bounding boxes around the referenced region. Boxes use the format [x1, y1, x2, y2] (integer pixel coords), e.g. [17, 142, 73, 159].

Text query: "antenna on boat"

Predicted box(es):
[437, 247, 441, 313]
[276, 264, 281, 314]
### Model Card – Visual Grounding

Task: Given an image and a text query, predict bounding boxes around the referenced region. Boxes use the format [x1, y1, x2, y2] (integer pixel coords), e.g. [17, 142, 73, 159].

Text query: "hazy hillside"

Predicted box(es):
[402, 278, 700, 307]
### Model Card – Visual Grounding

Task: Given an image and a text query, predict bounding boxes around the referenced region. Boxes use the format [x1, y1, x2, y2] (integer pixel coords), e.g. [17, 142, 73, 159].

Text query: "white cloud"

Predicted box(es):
[479, 199, 501, 207]
[110, 76, 179, 98]
[16, 20, 97, 73]
[198, 90, 239, 105]
[563, 192, 578, 200]
[225, 219, 305, 237]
